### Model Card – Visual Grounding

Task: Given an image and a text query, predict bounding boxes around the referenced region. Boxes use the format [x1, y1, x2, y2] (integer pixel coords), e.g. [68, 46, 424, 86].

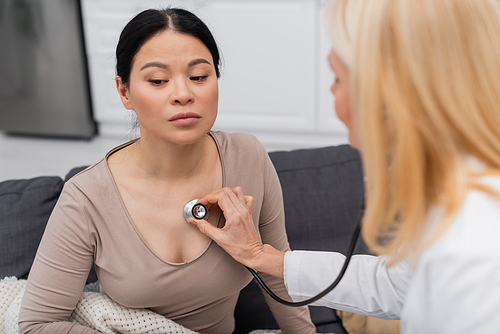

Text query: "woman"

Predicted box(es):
[18, 8, 315, 334]
[192, 0, 500, 332]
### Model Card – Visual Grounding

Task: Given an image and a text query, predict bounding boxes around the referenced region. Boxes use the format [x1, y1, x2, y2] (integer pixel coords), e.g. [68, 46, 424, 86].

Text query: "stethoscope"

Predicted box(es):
[184, 199, 363, 307]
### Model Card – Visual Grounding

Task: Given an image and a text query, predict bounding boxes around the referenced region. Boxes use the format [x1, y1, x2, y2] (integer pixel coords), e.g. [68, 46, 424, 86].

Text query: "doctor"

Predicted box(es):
[191, 0, 500, 332]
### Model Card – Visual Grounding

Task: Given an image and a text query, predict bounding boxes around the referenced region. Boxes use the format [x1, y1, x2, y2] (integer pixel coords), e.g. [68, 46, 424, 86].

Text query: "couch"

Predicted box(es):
[0, 143, 376, 333]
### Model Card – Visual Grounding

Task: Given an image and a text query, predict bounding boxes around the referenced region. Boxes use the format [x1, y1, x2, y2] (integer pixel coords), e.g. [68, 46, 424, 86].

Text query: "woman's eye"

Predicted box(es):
[149, 79, 167, 86]
[191, 76, 208, 82]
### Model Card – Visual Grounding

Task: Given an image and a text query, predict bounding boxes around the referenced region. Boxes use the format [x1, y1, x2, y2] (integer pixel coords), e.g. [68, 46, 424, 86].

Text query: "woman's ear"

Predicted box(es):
[116, 76, 133, 110]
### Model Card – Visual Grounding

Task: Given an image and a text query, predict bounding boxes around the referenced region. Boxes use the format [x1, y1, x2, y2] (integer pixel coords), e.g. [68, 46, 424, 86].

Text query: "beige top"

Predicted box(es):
[19, 131, 315, 334]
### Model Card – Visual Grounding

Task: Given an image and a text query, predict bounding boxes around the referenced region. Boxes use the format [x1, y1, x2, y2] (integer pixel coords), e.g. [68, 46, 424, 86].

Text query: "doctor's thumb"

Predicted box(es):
[190, 218, 221, 241]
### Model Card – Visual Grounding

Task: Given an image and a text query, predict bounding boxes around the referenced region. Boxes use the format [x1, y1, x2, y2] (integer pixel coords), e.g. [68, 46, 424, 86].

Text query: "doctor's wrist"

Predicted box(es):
[248, 244, 285, 280]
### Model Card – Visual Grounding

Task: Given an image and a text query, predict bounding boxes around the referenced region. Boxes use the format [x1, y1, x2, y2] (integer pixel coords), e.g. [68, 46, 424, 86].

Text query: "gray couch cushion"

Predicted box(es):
[272, 144, 366, 254]
[0, 176, 64, 279]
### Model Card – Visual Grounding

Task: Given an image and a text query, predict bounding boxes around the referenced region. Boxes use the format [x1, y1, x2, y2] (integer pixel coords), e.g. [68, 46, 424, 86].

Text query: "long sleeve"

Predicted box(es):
[285, 250, 410, 320]
[18, 183, 100, 334]
[255, 143, 316, 334]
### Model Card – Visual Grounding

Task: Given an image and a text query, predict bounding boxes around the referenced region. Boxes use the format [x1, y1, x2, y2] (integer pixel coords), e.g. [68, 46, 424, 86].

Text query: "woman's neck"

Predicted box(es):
[119, 133, 214, 182]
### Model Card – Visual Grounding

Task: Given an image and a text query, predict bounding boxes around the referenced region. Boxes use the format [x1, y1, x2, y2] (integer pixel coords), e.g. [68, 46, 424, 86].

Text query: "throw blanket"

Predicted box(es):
[0, 277, 198, 334]
[1, 277, 284, 334]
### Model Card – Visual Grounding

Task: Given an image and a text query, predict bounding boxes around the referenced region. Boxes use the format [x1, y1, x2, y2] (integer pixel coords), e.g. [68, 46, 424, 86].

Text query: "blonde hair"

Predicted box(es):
[324, 0, 365, 68]
[327, 0, 500, 264]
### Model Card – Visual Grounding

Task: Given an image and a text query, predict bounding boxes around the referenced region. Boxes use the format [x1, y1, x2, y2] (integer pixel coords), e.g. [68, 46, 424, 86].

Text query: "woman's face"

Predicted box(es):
[328, 49, 359, 149]
[117, 30, 219, 145]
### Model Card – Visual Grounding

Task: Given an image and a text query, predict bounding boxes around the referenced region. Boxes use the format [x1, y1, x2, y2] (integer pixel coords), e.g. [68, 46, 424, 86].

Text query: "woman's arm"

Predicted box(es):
[18, 183, 101, 334]
[251, 144, 316, 334]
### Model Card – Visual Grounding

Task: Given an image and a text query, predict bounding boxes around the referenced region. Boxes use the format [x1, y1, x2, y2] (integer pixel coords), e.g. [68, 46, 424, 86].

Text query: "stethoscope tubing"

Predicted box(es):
[246, 202, 364, 307]
[184, 198, 364, 307]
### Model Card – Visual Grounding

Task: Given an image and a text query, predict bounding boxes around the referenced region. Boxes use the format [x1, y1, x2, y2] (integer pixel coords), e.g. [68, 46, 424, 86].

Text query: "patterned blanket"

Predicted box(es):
[0, 277, 284, 334]
[0, 277, 198, 334]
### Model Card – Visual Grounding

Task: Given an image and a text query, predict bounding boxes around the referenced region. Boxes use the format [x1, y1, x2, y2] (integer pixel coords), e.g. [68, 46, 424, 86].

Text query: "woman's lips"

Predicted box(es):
[169, 112, 201, 126]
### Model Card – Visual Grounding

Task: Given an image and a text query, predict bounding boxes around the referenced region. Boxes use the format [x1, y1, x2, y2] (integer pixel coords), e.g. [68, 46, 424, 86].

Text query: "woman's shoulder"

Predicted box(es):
[411, 176, 500, 331]
[67, 139, 136, 181]
[452, 176, 500, 248]
[210, 130, 266, 157]
[210, 130, 263, 148]
[420, 175, 500, 265]
[62, 159, 113, 198]
[210, 131, 271, 183]
[64, 141, 137, 196]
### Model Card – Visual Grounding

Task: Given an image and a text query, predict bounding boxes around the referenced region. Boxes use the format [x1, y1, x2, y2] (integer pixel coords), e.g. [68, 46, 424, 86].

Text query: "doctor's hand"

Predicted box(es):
[191, 187, 260, 266]
[191, 187, 285, 279]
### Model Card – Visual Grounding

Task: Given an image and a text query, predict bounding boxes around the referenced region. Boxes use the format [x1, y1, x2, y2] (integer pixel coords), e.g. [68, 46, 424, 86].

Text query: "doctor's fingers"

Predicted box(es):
[197, 188, 228, 210]
[197, 188, 255, 233]
[193, 216, 261, 267]
[244, 195, 254, 210]
[198, 187, 250, 212]
[198, 188, 255, 231]
[216, 187, 253, 221]
[230, 187, 254, 210]
[191, 218, 223, 242]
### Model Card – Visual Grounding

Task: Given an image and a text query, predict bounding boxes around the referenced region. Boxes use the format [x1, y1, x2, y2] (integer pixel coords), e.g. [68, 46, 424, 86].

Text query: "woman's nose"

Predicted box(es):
[170, 78, 193, 105]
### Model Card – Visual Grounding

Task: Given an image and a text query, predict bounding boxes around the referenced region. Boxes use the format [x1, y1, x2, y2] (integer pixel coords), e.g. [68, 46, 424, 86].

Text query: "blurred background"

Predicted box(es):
[0, 0, 348, 181]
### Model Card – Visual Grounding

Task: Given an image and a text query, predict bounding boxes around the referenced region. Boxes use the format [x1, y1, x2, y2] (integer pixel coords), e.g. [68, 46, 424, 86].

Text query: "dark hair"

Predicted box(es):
[116, 8, 221, 86]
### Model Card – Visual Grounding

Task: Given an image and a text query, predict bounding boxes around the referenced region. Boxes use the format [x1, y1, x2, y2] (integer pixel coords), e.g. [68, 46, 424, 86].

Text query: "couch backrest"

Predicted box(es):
[271, 144, 366, 253]
[0, 176, 64, 279]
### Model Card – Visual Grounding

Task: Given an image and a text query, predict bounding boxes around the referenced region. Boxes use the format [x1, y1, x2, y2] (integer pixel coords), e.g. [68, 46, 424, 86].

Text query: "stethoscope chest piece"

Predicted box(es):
[184, 199, 209, 223]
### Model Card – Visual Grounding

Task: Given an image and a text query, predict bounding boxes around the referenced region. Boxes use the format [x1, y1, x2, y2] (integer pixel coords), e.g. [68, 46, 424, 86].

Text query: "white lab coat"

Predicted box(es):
[285, 175, 500, 333]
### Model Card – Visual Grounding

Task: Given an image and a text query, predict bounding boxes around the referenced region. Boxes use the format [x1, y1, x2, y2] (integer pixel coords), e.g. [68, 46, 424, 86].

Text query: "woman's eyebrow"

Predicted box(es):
[188, 58, 211, 67]
[140, 59, 210, 71]
[140, 62, 168, 71]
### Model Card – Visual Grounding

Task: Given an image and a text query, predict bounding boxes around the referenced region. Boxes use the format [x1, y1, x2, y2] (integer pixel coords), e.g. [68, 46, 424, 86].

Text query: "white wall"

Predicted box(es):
[81, 0, 349, 150]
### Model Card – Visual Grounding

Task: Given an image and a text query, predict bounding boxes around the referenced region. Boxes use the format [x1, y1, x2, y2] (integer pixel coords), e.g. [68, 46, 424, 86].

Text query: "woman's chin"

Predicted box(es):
[166, 129, 212, 146]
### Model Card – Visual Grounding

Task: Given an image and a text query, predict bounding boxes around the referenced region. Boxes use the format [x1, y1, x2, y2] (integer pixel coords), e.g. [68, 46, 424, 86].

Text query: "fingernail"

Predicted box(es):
[189, 219, 197, 226]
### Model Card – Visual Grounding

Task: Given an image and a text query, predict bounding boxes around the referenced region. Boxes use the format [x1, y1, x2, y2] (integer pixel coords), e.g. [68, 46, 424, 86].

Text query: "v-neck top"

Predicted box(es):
[19, 131, 315, 334]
